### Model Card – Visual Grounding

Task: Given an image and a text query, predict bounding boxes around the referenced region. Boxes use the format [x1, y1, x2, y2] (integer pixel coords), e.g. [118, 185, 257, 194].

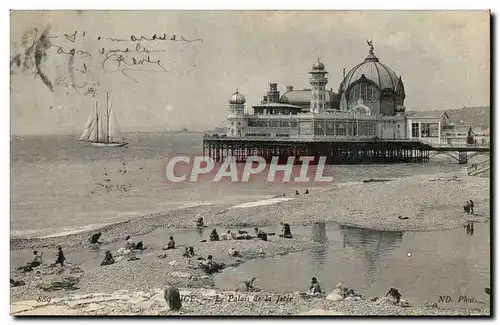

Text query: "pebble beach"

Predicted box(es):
[10, 169, 491, 316]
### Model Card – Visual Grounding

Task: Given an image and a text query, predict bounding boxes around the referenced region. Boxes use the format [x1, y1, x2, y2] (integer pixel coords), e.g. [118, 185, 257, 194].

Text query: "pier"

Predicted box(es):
[203, 136, 433, 164]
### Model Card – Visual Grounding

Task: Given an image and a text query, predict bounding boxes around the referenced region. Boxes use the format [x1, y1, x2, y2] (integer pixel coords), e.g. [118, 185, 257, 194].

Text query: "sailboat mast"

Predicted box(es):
[95, 101, 99, 143]
[106, 91, 110, 144]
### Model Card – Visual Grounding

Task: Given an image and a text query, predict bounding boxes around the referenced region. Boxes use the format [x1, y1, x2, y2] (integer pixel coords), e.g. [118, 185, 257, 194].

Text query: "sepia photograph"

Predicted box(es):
[9, 9, 491, 317]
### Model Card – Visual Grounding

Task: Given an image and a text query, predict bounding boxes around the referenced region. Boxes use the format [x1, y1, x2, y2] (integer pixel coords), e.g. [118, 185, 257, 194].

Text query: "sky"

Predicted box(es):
[9, 10, 490, 135]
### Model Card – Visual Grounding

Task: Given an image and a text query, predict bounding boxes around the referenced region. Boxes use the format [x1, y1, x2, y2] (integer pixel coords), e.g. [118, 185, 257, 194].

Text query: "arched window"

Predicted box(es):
[348, 82, 379, 103]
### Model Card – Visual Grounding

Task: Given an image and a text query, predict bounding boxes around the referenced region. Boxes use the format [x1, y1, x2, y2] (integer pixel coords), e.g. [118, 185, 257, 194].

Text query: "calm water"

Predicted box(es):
[11, 133, 462, 237]
[213, 223, 491, 306]
[10, 222, 490, 307]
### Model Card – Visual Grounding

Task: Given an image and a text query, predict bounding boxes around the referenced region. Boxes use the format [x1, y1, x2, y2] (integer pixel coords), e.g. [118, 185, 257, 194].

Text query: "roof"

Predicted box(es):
[280, 89, 338, 104]
[252, 103, 303, 109]
[339, 51, 400, 93]
[406, 110, 450, 119]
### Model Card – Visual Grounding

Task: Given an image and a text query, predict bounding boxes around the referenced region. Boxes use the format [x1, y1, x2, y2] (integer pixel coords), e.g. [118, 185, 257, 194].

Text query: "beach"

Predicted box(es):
[10, 169, 491, 316]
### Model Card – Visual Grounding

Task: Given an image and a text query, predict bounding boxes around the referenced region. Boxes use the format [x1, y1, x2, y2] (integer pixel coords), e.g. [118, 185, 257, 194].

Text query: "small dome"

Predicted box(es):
[229, 90, 246, 104]
[312, 61, 325, 70]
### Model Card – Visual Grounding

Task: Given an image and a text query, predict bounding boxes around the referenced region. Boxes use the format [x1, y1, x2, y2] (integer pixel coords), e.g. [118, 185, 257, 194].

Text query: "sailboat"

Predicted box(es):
[79, 92, 128, 147]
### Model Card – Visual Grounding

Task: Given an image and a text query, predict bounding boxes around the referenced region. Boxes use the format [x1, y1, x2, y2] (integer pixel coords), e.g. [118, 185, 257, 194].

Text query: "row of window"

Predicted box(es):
[312, 121, 376, 136]
[248, 121, 299, 128]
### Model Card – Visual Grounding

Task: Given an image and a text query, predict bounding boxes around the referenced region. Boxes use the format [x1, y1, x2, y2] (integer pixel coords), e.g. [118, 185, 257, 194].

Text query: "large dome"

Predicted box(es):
[339, 51, 400, 93]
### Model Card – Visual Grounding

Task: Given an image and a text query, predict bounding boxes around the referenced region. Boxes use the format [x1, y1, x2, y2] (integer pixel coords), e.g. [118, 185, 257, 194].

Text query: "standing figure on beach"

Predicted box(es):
[279, 222, 293, 238]
[165, 236, 176, 250]
[101, 250, 115, 266]
[469, 200, 474, 215]
[209, 229, 220, 241]
[304, 189, 309, 194]
[163, 285, 182, 311]
[54, 246, 66, 266]
[309, 277, 322, 295]
[464, 202, 471, 214]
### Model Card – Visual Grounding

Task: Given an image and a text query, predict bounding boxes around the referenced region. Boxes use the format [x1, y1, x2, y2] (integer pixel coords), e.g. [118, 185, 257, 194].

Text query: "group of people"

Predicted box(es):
[463, 200, 475, 215]
[18, 247, 66, 273]
[283, 189, 309, 197]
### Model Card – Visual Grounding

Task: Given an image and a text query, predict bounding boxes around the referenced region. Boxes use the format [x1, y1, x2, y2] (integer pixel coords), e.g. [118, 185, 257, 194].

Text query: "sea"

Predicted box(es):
[11, 133, 463, 238]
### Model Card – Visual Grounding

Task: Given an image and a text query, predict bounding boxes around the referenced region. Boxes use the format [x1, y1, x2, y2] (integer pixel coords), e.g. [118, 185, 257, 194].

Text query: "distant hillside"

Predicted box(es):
[408, 106, 490, 129]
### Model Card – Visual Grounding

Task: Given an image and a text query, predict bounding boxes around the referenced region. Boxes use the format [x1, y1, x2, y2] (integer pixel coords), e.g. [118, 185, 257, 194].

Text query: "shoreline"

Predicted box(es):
[11, 287, 490, 316]
[10, 169, 490, 251]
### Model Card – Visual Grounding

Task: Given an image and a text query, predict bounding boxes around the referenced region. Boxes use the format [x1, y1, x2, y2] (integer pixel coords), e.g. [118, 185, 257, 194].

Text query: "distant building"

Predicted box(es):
[224, 42, 487, 147]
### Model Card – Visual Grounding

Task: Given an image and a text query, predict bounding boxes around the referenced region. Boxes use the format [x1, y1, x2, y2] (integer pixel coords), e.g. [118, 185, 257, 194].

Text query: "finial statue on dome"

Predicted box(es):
[366, 39, 374, 55]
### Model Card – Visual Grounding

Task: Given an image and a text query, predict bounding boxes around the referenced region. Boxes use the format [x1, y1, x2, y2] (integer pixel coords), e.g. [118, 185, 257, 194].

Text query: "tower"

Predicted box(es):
[309, 57, 329, 114]
[227, 89, 246, 137]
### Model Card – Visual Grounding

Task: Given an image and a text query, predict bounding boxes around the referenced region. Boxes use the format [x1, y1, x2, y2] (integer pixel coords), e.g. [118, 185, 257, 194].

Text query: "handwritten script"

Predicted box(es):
[11, 28, 203, 92]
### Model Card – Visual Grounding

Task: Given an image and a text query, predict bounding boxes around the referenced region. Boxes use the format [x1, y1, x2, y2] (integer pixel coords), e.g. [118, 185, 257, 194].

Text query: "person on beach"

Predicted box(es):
[295, 190, 300, 195]
[464, 202, 471, 214]
[309, 277, 322, 295]
[209, 229, 220, 241]
[54, 246, 66, 267]
[279, 222, 293, 238]
[183, 247, 191, 257]
[254, 228, 268, 241]
[238, 277, 257, 292]
[101, 250, 115, 266]
[469, 200, 475, 215]
[283, 193, 286, 197]
[304, 189, 309, 194]
[32, 250, 43, 267]
[125, 236, 136, 250]
[165, 236, 176, 250]
[196, 217, 205, 228]
[90, 232, 102, 245]
[135, 241, 144, 250]
[163, 285, 182, 311]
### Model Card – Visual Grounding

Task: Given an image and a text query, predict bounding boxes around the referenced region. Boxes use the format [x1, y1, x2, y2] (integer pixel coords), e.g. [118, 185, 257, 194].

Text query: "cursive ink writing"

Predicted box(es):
[102, 52, 167, 73]
[106, 33, 203, 43]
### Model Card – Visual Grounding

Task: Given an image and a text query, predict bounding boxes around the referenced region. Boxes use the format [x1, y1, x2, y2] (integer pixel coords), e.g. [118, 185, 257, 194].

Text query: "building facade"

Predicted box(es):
[224, 42, 474, 146]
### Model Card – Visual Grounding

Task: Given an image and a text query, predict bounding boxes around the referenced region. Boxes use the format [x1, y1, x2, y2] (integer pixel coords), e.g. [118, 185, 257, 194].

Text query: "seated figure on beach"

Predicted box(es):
[304, 189, 309, 194]
[254, 228, 268, 241]
[279, 222, 293, 238]
[295, 190, 300, 195]
[90, 232, 102, 245]
[31, 250, 43, 267]
[165, 236, 176, 250]
[135, 241, 144, 250]
[182, 247, 191, 257]
[101, 250, 115, 266]
[385, 287, 403, 304]
[464, 202, 471, 214]
[309, 277, 322, 295]
[228, 247, 240, 257]
[17, 250, 43, 272]
[237, 277, 259, 292]
[125, 236, 136, 250]
[196, 217, 205, 228]
[209, 229, 220, 242]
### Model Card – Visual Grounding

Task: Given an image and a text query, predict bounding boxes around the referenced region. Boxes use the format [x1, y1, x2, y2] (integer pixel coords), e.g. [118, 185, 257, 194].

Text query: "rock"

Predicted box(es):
[326, 288, 344, 301]
[170, 272, 192, 279]
[37, 276, 80, 291]
[370, 296, 379, 302]
[168, 260, 177, 267]
[424, 301, 438, 308]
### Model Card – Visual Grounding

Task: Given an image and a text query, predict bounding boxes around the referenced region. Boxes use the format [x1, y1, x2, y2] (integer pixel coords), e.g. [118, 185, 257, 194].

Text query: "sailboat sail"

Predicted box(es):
[106, 96, 125, 143]
[78, 112, 95, 141]
[79, 92, 127, 147]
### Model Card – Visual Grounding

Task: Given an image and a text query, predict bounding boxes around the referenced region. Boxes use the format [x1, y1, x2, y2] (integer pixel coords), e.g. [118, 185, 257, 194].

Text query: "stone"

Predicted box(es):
[37, 276, 79, 291]
[169, 260, 177, 267]
[326, 288, 344, 301]
[171, 271, 192, 278]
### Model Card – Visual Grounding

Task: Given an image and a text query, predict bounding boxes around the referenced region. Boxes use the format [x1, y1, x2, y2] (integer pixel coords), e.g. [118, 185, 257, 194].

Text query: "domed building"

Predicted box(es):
[338, 41, 405, 116]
